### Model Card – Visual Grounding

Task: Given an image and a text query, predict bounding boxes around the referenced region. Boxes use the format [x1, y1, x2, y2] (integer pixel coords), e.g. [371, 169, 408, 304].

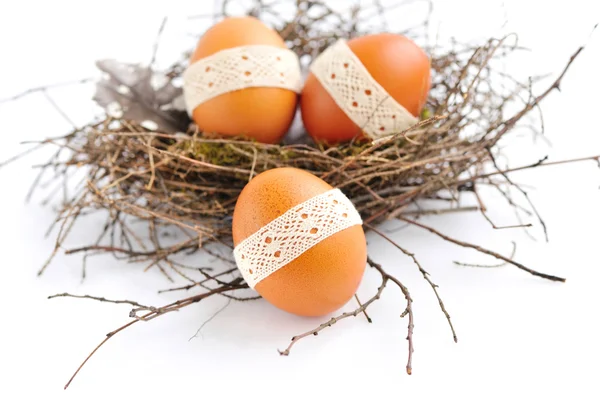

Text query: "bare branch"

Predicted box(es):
[278, 257, 415, 375]
[62, 279, 246, 390]
[397, 216, 566, 282]
[366, 223, 457, 343]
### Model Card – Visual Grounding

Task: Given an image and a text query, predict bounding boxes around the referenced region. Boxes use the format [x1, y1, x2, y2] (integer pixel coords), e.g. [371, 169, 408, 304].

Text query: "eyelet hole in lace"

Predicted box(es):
[274, 251, 281, 258]
[365, 89, 372, 95]
[242, 55, 249, 60]
[208, 82, 214, 87]
[352, 101, 358, 107]
[331, 73, 336, 79]
[379, 126, 385, 131]
[244, 71, 251, 76]
[301, 213, 308, 219]
[205, 67, 211, 72]
[265, 237, 272, 244]
[344, 63, 349, 68]
[342, 213, 348, 218]
[310, 228, 318, 234]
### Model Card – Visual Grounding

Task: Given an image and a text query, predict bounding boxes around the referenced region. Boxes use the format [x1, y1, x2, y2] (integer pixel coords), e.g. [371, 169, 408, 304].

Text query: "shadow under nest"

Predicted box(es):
[3, 0, 598, 390]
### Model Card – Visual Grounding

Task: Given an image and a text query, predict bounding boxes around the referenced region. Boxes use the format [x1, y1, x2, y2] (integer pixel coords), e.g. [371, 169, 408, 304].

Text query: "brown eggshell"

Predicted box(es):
[189, 16, 298, 144]
[232, 167, 367, 317]
[301, 33, 431, 144]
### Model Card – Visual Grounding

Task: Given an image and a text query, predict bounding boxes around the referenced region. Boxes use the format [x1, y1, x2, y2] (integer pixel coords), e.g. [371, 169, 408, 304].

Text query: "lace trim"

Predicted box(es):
[233, 188, 362, 289]
[309, 39, 419, 140]
[183, 45, 303, 115]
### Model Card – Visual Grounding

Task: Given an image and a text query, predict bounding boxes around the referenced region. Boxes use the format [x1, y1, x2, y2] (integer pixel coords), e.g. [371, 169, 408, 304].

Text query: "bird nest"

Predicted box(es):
[2, 0, 597, 390]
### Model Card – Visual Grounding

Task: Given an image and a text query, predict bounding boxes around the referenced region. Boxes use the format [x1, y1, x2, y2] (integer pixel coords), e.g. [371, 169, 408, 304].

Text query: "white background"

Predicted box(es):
[1, 1, 599, 398]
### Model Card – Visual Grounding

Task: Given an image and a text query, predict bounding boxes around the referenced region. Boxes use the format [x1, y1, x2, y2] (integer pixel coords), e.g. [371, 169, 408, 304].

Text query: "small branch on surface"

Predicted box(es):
[49, 293, 152, 309]
[367, 257, 415, 375]
[188, 297, 233, 341]
[277, 277, 388, 357]
[453, 241, 517, 268]
[366, 223, 457, 343]
[48, 292, 174, 318]
[397, 216, 566, 282]
[279, 257, 415, 375]
[354, 294, 372, 323]
[59, 279, 247, 390]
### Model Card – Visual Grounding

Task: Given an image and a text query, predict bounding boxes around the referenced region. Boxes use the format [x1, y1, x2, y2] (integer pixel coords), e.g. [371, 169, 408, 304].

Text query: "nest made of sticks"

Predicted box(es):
[2, 0, 597, 390]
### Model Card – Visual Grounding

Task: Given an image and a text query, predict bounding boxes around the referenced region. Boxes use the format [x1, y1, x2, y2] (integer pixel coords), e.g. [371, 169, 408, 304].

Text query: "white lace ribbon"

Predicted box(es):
[309, 39, 419, 140]
[233, 188, 363, 289]
[182, 45, 303, 115]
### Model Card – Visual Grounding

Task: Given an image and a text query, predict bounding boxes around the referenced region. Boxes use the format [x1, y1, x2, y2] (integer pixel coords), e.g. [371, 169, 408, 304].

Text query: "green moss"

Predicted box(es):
[178, 140, 248, 166]
[420, 107, 432, 120]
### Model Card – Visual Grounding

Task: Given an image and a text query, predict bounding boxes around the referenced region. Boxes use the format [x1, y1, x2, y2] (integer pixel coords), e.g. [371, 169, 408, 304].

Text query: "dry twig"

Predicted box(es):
[51, 277, 247, 390]
[278, 257, 415, 375]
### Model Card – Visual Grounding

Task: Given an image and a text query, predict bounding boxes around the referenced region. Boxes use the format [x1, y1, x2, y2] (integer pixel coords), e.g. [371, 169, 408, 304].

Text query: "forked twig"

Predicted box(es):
[278, 257, 415, 375]
[54, 279, 247, 390]
[366, 223, 457, 343]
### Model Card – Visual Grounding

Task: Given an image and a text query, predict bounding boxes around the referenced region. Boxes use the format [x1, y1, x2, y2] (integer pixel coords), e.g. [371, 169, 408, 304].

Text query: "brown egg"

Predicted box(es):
[301, 33, 431, 144]
[232, 167, 367, 317]
[185, 16, 300, 144]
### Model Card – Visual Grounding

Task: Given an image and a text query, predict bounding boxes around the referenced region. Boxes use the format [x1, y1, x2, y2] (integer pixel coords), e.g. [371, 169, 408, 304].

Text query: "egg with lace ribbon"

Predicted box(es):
[183, 16, 303, 143]
[300, 33, 431, 145]
[232, 167, 367, 317]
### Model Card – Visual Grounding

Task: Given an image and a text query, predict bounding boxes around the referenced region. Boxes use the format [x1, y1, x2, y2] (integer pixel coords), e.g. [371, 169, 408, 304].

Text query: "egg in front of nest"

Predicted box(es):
[183, 16, 303, 144]
[232, 167, 367, 317]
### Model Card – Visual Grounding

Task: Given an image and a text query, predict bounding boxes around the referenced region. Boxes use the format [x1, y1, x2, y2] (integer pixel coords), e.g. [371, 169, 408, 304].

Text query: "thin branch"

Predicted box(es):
[486, 148, 548, 240]
[188, 297, 232, 341]
[277, 273, 388, 356]
[458, 155, 600, 185]
[61, 280, 246, 390]
[150, 17, 168, 67]
[0, 77, 93, 103]
[488, 41, 589, 144]
[454, 241, 517, 268]
[354, 294, 372, 323]
[366, 223, 457, 343]
[367, 257, 415, 375]
[397, 216, 566, 282]
[473, 186, 532, 230]
[43, 91, 77, 129]
[278, 257, 415, 375]
[48, 293, 151, 309]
